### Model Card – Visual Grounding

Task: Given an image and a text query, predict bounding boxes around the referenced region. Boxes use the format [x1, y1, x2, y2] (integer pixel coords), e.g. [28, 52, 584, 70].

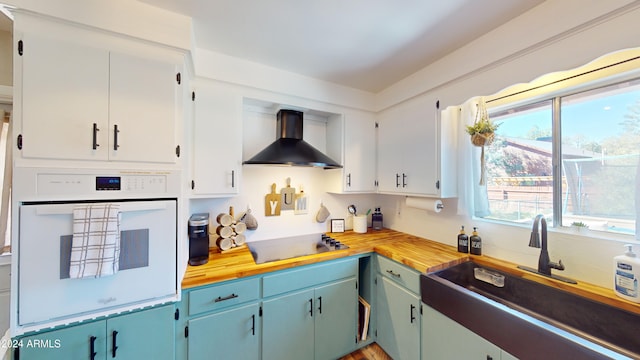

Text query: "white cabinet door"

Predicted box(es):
[326, 111, 376, 193]
[19, 34, 180, 164]
[20, 34, 109, 161]
[377, 111, 405, 193]
[377, 96, 456, 197]
[343, 112, 376, 192]
[191, 81, 242, 196]
[109, 52, 179, 163]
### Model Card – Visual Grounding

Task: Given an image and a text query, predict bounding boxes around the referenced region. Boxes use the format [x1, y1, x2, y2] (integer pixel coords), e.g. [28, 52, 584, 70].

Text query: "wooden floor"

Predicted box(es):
[339, 343, 393, 360]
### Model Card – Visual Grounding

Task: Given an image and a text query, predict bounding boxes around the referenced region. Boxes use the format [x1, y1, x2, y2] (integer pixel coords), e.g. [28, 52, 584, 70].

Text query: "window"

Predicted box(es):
[483, 78, 640, 236]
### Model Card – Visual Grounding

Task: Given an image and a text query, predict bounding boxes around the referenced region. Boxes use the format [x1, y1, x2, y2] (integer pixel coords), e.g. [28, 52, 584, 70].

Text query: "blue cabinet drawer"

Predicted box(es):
[377, 255, 420, 294]
[262, 258, 357, 298]
[188, 277, 260, 316]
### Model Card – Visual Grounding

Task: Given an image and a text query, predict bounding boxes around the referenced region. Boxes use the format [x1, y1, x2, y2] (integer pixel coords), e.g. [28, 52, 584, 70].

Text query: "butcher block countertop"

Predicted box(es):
[182, 228, 467, 289]
[181, 228, 640, 316]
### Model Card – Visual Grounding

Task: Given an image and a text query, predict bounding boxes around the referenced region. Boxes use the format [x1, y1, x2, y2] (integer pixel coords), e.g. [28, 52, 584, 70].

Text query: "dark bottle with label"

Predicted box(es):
[372, 207, 383, 230]
[457, 226, 469, 253]
[470, 227, 482, 255]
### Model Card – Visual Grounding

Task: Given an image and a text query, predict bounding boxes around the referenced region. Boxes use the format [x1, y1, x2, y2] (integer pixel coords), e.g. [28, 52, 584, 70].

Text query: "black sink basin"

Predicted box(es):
[421, 261, 640, 359]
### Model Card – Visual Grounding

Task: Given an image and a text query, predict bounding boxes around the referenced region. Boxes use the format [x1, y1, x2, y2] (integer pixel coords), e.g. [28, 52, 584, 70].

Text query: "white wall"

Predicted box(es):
[0, 30, 11, 87]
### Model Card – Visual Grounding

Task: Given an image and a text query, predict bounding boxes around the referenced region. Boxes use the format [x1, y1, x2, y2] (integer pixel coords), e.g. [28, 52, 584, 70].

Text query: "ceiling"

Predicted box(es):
[152, 1, 543, 92]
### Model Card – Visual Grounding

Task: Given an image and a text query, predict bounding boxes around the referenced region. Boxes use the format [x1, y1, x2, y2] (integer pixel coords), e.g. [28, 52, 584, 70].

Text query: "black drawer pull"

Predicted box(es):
[111, 330, 118, 358]
[386, 269, 401, 278]
[89, 336, 97, 360]
[92, 123, 100, 150]
[214, 293, 239, 302]
[251, 314, 256, 336]
[410, 304, 416, 323]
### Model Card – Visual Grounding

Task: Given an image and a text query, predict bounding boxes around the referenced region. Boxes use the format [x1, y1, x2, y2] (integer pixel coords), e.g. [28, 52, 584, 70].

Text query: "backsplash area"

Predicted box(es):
[188, 166, 378, 242]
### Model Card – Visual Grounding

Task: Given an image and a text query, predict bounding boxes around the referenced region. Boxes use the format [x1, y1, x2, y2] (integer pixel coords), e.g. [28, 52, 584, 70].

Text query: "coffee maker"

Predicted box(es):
[188, 213, 210, 266]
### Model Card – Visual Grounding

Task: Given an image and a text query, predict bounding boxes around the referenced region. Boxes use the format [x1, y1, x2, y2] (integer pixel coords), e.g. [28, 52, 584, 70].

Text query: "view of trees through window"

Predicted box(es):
[484, 79, 640, 236]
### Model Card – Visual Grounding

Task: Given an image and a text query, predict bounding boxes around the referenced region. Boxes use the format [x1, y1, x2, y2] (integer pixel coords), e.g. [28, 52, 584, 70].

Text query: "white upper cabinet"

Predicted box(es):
[18, 33, 182, 164]
[326, 111, 376, 193]
[108, 52, 180, 163]
[377, 96, 457, 197]
[190, 80, 242, 196]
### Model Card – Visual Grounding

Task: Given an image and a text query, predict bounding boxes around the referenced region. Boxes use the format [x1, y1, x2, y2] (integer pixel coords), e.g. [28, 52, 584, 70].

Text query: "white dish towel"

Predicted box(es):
[69, 203, 121, 279]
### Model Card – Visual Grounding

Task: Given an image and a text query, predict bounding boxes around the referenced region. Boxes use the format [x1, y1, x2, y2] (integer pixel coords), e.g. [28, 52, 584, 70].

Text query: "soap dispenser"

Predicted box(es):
[470, 227, 482, 255]
[457, 226, 468, 253]
[614, 244, 640, 302]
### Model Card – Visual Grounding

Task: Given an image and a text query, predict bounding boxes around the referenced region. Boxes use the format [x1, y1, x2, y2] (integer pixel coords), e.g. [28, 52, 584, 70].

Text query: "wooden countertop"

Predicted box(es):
[182, 228, 640, 316]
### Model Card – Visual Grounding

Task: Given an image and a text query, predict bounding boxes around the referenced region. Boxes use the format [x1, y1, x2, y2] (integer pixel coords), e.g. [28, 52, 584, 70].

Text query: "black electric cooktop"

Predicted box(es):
[247, 233, 349, 264]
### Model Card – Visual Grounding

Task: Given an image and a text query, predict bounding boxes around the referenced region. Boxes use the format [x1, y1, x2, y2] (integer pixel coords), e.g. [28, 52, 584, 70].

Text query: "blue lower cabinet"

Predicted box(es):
[262, 278, 358, 360]
[376, 276, 421, 360]
[262, 288, 315, 360]
[16, 304, 175, 360]
[17, 321, 105, 360]
[314, 278, 359, 360]
[187, 303, 260, 360]
[422, 305, 502, 360]
[106, 305, 176, 360]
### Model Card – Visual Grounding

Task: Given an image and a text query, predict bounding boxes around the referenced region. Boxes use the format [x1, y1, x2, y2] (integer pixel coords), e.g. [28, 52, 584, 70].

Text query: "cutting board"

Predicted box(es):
[294, 187, 308, 215]
[280, 177, 296, 211]
[265, 183, 281, 216]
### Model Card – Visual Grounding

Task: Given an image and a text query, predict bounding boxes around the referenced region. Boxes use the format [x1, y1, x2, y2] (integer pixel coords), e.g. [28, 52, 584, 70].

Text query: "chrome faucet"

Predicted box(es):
[528, 214, 564, 276]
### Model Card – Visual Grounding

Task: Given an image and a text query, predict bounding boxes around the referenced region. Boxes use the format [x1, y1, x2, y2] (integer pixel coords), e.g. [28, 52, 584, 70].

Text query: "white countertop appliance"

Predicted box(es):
[11, 167, 181, 336]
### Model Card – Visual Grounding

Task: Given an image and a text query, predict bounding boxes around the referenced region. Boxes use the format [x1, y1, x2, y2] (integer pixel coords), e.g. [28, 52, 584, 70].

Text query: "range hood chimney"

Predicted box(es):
[243, 109, 342, 169]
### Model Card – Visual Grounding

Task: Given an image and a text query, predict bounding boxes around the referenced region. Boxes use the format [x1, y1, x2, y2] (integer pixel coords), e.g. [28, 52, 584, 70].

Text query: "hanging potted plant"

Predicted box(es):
[466, 98, 499, 185]
[466, 98, 499, 147]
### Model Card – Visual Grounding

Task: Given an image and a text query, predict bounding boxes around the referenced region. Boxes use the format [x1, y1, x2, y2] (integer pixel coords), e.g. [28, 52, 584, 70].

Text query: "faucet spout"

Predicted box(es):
[519, 214, 576, 284]
[530, 214, 563, 276]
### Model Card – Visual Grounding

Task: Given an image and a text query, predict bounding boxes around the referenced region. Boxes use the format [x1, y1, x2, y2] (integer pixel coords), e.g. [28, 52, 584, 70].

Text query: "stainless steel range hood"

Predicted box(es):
[243, 109, 342, 169]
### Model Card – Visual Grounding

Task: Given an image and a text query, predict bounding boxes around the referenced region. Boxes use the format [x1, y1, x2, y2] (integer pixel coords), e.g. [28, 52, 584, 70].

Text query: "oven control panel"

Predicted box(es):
[34, 172, 173, 198]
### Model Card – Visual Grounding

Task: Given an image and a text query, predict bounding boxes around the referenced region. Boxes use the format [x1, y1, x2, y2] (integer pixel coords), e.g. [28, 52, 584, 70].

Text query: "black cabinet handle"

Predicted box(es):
[402, 173, 407, 187]
[251, 314, 256, 336]
[410, 304, 416, 323]
[214, 293, 238, 302]
[231, 170, 235, 188]
[309, 298, 313, 317]
[386, 269, 401, 278]
[318, 296, 323, 314]
[113, 125, 120, 151]
[89, 336, 97, 360]
[92, 123, 100, 150]
[395, 173, 400, 187]
[347, 173, 351, 187]
[111, 330, 118, 358]
[487, 356, 493, 360]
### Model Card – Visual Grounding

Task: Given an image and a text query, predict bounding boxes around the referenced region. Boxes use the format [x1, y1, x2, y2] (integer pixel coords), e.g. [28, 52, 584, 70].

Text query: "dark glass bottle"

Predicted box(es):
[470, 227, 482, 255]
[457, 226, 468, 253]
[372, 207, 383, 230]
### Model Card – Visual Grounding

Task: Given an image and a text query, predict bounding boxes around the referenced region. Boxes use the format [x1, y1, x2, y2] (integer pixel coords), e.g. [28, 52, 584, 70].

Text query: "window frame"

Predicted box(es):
[483, 66, 640, 237]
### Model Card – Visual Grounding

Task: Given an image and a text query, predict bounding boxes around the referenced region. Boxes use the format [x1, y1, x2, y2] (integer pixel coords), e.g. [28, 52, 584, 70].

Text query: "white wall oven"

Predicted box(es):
[11, 168, 180, 335]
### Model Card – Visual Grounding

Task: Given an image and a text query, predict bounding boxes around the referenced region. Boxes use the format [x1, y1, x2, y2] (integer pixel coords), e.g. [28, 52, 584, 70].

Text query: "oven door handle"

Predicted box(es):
[33, 202, 169, 216]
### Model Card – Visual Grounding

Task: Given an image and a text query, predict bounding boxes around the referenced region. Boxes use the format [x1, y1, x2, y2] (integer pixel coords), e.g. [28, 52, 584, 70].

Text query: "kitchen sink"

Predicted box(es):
[421, 261, 640, 359]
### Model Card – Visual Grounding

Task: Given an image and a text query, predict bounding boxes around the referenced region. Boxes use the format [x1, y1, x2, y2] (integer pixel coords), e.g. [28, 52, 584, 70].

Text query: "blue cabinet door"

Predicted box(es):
[106, 305, 175, 360]
[187, 302, 260, 360]
[377, 276, 420, 360]
[262, 288, 315, 360]
[422, 305, 501, 360]
[17, 321, 106, 360]
[314, 278, 358, 360]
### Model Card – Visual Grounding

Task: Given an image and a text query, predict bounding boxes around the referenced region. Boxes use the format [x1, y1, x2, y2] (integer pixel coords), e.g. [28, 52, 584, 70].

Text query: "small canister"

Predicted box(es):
[372, 207, 383, 230]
